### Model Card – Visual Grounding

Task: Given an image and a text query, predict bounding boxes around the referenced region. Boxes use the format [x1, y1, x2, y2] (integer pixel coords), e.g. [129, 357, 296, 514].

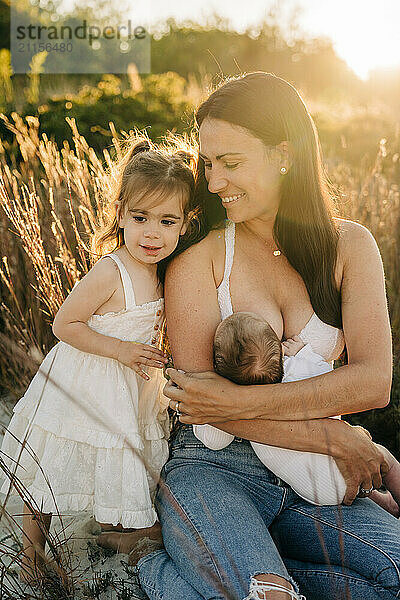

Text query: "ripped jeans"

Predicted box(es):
[137, 425, 400, 600]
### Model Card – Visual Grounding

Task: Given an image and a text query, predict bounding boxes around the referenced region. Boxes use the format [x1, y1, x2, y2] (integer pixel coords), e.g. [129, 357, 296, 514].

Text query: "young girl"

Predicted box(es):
[0, 138, 196, 581]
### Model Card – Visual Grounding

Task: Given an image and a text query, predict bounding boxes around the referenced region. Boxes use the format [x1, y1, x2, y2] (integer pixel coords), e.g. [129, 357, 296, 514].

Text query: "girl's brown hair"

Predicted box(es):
[195, 72, 342, 329]
[93, 136, 200, 284]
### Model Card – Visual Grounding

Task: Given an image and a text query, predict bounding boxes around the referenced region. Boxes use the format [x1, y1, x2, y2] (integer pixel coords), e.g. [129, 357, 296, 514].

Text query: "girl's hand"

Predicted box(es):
[333, 424, 389, 505]
[164, 368, 246, 423]
[117, 341, 167, 380]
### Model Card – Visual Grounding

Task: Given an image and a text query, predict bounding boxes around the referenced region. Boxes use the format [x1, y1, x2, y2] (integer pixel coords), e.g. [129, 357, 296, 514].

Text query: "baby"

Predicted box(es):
[193, 312, 400, 513]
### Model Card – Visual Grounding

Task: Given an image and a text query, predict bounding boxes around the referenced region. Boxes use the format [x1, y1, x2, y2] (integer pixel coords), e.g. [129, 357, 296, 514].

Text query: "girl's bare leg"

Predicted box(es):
[21, 503, 51, 583]
[96, 521, 162, 554]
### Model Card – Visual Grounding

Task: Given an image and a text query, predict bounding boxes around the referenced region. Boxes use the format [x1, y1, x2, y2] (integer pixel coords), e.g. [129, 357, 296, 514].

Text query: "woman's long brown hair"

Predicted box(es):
[195, 72, 342, 328]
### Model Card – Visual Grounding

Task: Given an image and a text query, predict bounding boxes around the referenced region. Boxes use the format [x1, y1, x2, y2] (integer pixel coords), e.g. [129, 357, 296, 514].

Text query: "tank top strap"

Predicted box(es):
[216, 220, 235, 320]
[103, 253, 136, 309]
[222, 219, 236, 283]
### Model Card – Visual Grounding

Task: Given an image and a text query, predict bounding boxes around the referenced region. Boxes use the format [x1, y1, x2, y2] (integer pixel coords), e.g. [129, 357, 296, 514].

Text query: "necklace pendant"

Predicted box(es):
[273, 250, 281, 256]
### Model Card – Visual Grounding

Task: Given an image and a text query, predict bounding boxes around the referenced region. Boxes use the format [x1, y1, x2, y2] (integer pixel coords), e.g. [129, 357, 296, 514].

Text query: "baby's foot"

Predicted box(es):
[369, 489, 400, 518]
[96, 522, 163, 555]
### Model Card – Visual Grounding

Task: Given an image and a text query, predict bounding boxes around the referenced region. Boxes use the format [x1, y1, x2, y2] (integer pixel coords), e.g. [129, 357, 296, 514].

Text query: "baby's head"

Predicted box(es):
[213, 312, 283, 385]
[94, 137, 198, 274]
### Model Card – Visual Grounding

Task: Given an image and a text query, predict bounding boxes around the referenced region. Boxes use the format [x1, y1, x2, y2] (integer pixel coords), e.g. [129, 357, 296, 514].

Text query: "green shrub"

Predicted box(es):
[0, 72, 194, 155]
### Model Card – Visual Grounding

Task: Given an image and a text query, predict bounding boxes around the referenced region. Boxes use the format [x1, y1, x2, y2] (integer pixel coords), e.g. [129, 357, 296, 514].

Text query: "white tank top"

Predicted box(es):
[216, 220, 345, 362]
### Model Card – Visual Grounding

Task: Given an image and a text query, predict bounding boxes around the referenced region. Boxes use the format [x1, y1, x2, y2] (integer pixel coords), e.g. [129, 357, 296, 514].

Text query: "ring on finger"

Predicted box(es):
[175, 401, 182, 416]
[359, 485, 374, 495]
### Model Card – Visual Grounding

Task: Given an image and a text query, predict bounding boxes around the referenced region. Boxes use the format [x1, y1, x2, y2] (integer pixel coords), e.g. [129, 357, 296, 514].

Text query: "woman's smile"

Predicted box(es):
[220, 192, 246, 205]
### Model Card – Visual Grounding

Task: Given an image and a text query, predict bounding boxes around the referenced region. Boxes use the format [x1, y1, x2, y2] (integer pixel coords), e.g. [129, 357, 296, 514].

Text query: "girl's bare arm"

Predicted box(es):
[52, 258, 165, 367]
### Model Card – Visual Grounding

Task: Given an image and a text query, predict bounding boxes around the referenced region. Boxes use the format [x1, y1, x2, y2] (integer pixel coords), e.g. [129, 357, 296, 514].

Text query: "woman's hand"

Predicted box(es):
[164, 368, 246, 424]
[333, 423, 389, 505]
[117, 341, 167, 380]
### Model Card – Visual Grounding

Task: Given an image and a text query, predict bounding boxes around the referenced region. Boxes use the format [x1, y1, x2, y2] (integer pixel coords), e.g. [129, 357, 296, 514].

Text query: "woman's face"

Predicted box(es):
[199, 117, 283, 223]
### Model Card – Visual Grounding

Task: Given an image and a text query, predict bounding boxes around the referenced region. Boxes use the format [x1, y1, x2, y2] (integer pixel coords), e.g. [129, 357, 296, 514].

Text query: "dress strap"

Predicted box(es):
[103, 253, 136, 309]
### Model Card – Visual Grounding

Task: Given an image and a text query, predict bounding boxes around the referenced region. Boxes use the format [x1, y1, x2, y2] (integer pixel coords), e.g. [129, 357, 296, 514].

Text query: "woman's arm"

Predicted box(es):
[167, 221, 392, 422]
[217, 416, 387, 505]
[251, 220, 392, 418]
[52, 258, 166, 374]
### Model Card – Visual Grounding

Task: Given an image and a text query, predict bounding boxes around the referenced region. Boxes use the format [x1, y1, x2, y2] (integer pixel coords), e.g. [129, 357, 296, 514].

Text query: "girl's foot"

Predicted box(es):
[96, 522, 162, 555]
[19, 555, 46, 586]
[20, 567, 42, 586]
[20, 556, 70, 590]
[97, 521, 136, 533]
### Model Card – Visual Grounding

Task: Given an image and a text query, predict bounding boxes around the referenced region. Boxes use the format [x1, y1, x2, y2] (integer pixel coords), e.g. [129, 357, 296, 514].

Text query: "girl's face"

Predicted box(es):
[118, 192, 188, 265]
[199, 117, 285, 223]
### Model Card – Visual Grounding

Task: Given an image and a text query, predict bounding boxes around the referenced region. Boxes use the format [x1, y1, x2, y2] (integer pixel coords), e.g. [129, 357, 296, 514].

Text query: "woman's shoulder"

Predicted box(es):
[334, 218, 382, 274]
[167, 227, 225, 274]
[335, 217, 372, 237]
[335, 218, 379, 254]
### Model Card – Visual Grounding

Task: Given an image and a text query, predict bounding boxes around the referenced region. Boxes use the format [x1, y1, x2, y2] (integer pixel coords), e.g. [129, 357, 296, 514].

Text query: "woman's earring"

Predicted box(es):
[280, 166, 287, 175]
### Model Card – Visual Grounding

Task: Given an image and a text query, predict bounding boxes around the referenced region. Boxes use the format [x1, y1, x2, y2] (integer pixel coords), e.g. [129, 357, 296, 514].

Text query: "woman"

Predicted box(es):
[136, 73, 400, 600]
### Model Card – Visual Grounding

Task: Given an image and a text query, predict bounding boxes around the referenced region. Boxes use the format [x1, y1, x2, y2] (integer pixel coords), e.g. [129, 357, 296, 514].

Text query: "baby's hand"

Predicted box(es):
[282, 335, 305, 357]
[117, 340, 167, 380]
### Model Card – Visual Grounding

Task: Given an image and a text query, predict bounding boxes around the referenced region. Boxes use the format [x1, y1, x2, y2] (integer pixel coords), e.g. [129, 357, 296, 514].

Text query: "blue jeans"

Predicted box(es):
[137, 425, 400, 600]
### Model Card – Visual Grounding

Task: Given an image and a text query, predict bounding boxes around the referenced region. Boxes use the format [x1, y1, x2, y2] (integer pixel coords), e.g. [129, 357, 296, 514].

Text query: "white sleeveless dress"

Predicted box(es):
[0, 253, 169, 527]
[194, 220, 348, 506]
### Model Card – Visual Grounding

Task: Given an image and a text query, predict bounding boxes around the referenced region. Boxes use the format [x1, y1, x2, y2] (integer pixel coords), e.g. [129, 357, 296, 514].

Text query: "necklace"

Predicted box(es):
[242, 223, 282, 256]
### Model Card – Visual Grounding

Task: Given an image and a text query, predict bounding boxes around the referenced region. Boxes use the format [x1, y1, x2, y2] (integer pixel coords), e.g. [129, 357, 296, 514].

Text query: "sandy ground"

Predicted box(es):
[0, 397, 149, 599]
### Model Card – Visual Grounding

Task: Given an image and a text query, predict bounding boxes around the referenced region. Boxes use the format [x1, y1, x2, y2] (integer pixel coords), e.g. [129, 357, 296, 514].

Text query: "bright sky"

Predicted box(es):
[139, 0, 400, 80]
[59, 0, 400, 79]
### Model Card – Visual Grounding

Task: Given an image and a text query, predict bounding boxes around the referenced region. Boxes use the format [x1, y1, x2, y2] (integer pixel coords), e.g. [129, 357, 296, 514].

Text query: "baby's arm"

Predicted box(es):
[282, 335, 305, 357]
[52, 258, 166, 379]
[283, 336, 333, 383]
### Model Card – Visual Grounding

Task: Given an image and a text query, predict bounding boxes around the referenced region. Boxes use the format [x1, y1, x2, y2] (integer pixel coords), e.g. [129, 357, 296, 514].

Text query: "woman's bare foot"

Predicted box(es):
[96, 522, 163, 555]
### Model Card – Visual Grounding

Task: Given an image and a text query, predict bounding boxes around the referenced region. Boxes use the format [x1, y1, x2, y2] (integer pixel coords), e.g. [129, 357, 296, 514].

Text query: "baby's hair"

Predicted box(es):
[213, 312, 284, 385]
[92, 135, 199, 281]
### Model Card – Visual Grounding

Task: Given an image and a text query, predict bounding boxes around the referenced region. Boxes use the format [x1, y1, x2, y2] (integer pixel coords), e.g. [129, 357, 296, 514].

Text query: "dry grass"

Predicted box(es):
[333, 136, 400, 348]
